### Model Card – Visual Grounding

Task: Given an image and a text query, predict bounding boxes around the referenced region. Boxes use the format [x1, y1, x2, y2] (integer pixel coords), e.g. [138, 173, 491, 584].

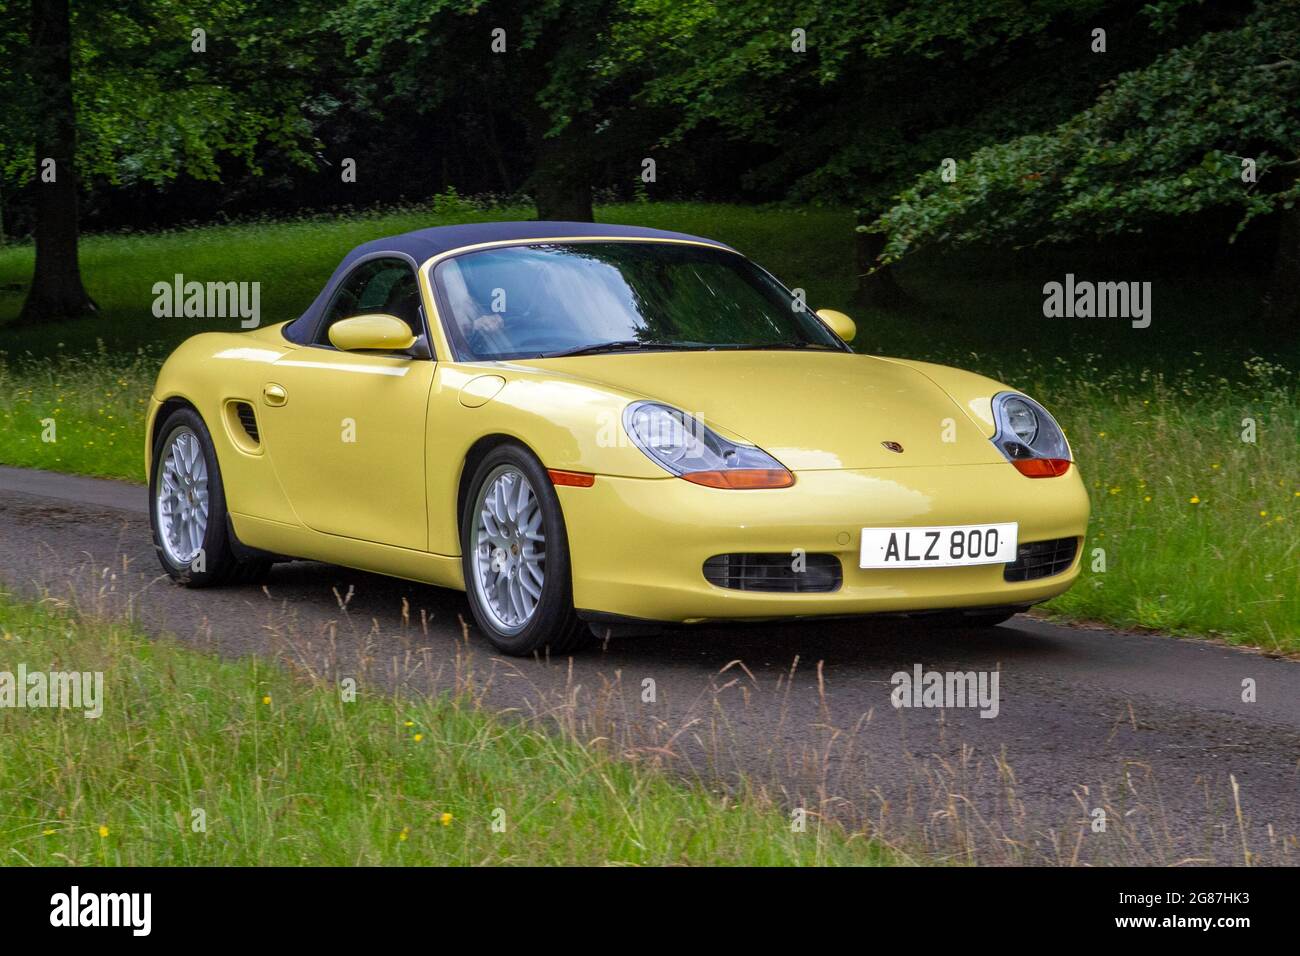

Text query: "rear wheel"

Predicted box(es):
[460, 444, 587, 656]
[149, 406, 270, 586]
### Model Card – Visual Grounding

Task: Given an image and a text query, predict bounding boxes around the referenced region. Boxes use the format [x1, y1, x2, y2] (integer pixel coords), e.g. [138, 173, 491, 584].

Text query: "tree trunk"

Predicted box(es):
[530, 121, 594, 222]
[852, 211, 910, 310]
[18, 0, 96, 325]
[484, 111, 513, 194]
[1262, 205, 1300, 325]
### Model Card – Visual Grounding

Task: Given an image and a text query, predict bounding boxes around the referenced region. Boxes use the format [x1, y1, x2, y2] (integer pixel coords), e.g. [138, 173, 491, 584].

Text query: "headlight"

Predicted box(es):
[990, 392, 1071, 478]
[623, 401, 794, 489]
[1003, 396, 1039, 445]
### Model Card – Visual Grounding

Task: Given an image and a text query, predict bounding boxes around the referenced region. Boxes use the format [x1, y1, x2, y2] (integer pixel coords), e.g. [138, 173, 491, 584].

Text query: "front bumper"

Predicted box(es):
[560, 463, 1089, 623]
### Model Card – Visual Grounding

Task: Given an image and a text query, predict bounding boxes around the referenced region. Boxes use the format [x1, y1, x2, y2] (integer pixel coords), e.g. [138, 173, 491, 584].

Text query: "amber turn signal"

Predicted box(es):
[680, 469, 795, 489]
[547, 469, 596, 487]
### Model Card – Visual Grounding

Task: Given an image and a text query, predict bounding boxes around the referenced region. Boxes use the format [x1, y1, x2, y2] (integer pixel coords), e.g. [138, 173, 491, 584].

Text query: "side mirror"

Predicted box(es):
[815, 308, 856, 343]
[328, 314, 417, 352]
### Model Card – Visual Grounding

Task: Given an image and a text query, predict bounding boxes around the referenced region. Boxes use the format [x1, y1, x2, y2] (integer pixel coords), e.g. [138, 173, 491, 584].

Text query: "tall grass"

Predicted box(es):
[0, 593, 892, 866]
[1018, 355, 1297, 651]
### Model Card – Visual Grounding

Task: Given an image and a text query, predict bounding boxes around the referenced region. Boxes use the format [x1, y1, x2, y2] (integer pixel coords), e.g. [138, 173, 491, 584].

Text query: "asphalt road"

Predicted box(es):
[1, 464, 1296, 865]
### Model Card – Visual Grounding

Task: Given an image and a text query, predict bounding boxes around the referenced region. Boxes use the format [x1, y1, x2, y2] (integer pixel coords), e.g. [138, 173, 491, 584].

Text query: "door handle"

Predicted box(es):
[263, 383, 288, 407]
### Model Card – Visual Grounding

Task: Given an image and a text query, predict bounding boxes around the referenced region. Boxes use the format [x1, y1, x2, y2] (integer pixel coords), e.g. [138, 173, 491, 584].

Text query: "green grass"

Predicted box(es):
[0, 592, 893, 865]
[0, 344, 154, 479]
[1006, 356, 1299, 652]
[0, 199, 1295, 650]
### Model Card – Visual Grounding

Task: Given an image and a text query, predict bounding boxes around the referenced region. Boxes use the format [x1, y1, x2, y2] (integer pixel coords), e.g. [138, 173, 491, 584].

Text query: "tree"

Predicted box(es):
[3, 0, 321, 325]
[328, 0, 661, 221]
[623, 0, 1211, 306]
[869, 1, 1300, 320]
[20, 0, 94, 322]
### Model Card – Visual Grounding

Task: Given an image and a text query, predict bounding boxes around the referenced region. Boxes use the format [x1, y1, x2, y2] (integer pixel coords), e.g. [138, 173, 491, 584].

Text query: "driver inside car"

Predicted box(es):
[439, 258, 511, 354]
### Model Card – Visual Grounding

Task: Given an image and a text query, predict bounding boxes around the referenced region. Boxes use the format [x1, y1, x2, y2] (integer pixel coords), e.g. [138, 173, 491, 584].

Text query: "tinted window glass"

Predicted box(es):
[318, 258, 422, 345]
[434, 242, 842, 360]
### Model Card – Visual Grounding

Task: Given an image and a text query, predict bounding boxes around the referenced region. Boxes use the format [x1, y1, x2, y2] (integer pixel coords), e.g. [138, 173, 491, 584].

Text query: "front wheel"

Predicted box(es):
[460, 444, 588, 656]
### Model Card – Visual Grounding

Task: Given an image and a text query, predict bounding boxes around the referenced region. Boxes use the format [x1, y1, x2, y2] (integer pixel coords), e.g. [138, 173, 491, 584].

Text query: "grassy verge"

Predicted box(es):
[0, 345, 154, 480]
[0, 592, 892, 866]
[1013, 357, 1299, 653]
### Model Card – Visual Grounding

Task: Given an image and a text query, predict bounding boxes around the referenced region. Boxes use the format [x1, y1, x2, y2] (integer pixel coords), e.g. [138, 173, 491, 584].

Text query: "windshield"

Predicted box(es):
[433, 241, 845, 361]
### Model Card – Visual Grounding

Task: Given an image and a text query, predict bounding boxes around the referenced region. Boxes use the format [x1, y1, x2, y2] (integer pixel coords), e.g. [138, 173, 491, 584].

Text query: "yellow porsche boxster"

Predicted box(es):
[147, 222, 1089, 655]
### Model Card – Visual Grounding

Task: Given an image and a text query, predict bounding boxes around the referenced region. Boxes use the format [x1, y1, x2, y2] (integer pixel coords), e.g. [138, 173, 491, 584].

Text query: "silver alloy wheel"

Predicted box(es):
[156, 426, 210, 567]
[471, 465, 546, 636]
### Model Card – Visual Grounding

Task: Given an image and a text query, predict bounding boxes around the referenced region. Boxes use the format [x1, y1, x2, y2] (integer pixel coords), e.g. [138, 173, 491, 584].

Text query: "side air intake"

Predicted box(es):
[233, 401, 260, 443]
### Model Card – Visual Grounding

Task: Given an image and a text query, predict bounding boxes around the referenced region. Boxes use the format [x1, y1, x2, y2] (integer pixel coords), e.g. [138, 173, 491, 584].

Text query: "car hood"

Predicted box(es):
[516, 351, 1005, 471]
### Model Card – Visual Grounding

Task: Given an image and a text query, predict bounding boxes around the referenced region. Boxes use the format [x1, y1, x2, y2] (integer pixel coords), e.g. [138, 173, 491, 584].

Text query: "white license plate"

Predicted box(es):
[859, 523, 1018, 569]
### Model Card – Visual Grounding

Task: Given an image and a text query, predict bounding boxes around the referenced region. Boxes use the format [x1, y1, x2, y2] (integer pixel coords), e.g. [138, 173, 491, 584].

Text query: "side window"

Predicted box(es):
[317, 258, 424, 346]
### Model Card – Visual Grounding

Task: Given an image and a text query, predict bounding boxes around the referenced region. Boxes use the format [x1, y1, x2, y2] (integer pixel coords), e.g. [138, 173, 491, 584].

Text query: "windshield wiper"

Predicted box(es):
[540, 340, 693, 358]
[539, 339, 834, 358]
[742, 341, 834, 351]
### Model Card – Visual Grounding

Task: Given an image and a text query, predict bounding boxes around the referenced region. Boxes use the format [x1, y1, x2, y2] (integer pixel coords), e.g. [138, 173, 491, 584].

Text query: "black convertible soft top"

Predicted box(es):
[282, 220, 733, 344]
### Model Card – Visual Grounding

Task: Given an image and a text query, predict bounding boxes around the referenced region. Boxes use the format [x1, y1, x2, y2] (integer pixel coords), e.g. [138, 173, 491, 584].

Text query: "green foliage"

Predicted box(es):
[623, 0, 1152, 207]
[871, 2, 1300, 261]
[0, 0, 1254, 233]
[323, 0, 1166, 209]
[0, 0, 322, 189]
[325, 0, 634, 143]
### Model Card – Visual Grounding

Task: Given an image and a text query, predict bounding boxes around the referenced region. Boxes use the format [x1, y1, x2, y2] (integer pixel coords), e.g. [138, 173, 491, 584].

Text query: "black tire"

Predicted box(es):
[460, 443, 588, 656]
[149, 406, 271, 587]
